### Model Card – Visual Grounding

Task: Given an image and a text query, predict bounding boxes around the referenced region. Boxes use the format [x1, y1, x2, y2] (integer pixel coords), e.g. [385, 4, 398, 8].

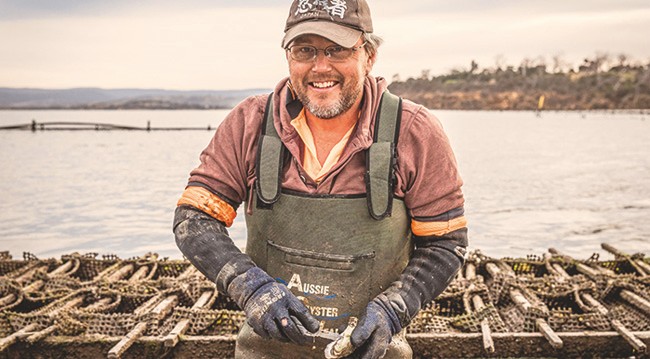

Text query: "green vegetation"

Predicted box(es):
[388, 54, 650, 110]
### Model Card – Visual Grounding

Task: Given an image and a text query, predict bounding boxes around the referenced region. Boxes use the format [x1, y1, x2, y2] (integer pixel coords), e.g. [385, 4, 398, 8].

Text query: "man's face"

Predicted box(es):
[287, 34, 374, 120]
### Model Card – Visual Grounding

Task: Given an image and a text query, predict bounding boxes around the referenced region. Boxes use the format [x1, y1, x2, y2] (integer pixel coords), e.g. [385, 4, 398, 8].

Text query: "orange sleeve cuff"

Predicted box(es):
[411, 216, 467, 237]
[177, 186, 237, 227]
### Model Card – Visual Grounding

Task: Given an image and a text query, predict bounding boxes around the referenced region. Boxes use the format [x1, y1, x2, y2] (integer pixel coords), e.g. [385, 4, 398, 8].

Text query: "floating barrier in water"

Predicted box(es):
[0, 120, 215, 131]
[0, 244, 647, 358]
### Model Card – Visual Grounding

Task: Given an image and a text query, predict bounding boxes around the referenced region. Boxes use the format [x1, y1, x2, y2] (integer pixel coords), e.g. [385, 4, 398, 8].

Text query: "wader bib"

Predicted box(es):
[236, 92, 413, 358]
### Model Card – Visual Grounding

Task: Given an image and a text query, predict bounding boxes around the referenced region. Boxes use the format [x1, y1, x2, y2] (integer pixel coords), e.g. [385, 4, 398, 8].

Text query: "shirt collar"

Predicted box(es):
[272, 75, 389, 162]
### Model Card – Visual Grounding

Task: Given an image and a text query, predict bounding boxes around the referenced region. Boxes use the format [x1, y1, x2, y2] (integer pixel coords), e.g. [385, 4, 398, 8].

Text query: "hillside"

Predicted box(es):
[0, 88, 269, 110]
[388, 55, 650, 110]
[3, 55, 650, 111]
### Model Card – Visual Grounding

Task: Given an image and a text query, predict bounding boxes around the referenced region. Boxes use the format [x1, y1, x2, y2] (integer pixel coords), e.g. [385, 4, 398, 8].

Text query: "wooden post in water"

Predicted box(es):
[25, 295, 86, 344]
[93, 261, 123, 281]
[0, 291, 86, 351]
[548, 248, 647, 353]
[22, 259, 76, 293]
[107, 294, 179, 359]
[14, 263, 48, 283]
[464, 262, 495, 353]
[83, 297, 114, 311]
[106, 264, 134, 282]
[163, 290, 215, 348]
[0, 324, 39, 352]
[0, 294, 16, 307]
[107, 265, 197, 358]
[601, 243, 650, 277]
[128, 265, 149, 283]
[48, 259, 75, 276]
[620, 290, 650, 317]
[485, 261, 563, 349]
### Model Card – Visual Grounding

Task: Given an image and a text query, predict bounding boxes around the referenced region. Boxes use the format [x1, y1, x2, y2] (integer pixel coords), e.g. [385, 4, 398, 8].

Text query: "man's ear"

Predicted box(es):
[365, 53, 376, 75]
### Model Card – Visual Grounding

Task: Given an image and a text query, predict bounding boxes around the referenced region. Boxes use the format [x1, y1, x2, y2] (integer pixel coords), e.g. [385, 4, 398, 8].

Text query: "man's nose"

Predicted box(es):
[311, 51, 333, 72]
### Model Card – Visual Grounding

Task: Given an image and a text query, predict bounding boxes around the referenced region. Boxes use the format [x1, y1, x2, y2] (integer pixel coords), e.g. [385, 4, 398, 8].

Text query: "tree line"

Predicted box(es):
[387, 53, 650, 110]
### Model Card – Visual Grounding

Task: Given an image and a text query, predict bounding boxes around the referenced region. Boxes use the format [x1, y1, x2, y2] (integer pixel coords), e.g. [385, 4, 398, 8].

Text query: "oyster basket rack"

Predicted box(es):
[0, 244, 647, 358]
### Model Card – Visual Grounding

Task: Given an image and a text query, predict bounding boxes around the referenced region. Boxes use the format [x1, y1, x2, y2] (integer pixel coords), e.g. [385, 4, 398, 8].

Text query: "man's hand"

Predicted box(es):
[174, 207, 320, 344]
[350, 294, 402, 359]
[228, 267, 320, 344]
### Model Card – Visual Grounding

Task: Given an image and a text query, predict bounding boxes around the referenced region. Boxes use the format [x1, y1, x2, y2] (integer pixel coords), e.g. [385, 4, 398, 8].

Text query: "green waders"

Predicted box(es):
[236, 92, 413, 358]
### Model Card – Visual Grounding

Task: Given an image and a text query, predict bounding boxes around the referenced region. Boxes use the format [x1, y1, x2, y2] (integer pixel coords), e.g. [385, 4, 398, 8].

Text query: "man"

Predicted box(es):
[173, 0, 468, 358]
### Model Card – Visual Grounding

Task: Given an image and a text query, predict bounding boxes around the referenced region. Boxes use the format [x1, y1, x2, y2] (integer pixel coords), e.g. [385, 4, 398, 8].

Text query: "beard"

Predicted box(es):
[293, 76, 364, 119]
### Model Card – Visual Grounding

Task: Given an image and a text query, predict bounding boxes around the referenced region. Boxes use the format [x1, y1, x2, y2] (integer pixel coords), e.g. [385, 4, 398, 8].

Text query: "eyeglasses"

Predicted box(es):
[286, 42, 367, 62]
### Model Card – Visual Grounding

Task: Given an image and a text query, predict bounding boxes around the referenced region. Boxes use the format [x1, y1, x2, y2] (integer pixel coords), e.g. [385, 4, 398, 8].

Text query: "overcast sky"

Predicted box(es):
[1, 0, 649, 90]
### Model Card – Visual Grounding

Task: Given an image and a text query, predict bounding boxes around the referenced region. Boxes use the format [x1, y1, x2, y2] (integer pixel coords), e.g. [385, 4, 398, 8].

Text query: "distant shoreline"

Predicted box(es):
[2, 55, 649, 111]
[0, 88, 269, 112]
[387, 57, 650, 111]
[2, 107, 648, 113]
[0, 105, 231, 110]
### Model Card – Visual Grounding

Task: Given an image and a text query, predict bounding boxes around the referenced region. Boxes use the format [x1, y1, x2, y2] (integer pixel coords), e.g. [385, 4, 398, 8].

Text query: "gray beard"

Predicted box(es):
[298, 87, 361, 119]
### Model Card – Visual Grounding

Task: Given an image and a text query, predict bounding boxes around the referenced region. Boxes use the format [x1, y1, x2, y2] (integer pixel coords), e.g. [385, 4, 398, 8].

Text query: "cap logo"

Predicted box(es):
[295, 0, 348, 20]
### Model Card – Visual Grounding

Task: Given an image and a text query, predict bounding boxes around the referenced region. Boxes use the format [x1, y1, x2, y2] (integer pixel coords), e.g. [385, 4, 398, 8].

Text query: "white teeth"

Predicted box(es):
[312, 81, 335, 88]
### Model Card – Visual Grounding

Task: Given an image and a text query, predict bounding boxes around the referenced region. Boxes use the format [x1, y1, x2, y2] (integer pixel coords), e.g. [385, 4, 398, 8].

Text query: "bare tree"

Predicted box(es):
[470, 60, 479, 74]
[519, 57, 532, 76]
[552, 54, 566, 74]
[593, 52, 610, 73]
[534, 55, 548, 74]
[494, 54, 507, 71]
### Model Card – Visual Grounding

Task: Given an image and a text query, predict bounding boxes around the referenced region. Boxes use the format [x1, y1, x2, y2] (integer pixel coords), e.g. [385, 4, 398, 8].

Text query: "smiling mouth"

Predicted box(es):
[310, 81, 338, 89]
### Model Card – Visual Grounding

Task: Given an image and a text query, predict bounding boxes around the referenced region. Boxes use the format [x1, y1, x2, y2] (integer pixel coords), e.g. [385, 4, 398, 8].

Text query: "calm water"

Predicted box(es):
[0, 109, 648, 261]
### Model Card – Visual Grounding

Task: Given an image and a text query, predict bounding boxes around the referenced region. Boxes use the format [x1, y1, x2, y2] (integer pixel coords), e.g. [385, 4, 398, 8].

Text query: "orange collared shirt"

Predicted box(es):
[290, 109, 355, 183]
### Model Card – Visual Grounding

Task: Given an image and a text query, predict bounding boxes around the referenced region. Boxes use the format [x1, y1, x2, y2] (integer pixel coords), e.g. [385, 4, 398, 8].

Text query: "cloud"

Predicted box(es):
[0, 5, 289, 89]
[372, 4, 650, 80]
[0, 0, 287, 20]
[371, 0, 650, 16]
[4, 0, 648, 20]
[1, 1, 649, 89]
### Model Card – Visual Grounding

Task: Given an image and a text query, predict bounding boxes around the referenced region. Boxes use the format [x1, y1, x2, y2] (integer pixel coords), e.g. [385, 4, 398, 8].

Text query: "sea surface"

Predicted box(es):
[0, 109, 648, 261]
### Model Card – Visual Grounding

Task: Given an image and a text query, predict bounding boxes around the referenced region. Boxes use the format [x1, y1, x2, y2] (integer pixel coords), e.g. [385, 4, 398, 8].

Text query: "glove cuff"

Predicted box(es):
[373, 293, 404, 335]
[215, 254, 257, 294]
[384, 237, 466, 328]
[227, 266, 275, 310]
[382, 289, 412, 329]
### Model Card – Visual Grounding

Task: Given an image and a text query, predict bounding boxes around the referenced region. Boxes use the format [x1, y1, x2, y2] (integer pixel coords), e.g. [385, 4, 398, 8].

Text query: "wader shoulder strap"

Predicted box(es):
[255, 93, 283, 205]
[256, 91, 402, 217]
[366, 91, 402, 220]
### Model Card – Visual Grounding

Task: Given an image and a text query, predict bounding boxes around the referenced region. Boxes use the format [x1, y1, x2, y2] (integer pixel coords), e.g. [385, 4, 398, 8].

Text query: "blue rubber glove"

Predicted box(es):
[350, 294, 403, 359]
[228, 266, 320, 344]
[174, 207, 320, 344]
[348, 230, 466, 358]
